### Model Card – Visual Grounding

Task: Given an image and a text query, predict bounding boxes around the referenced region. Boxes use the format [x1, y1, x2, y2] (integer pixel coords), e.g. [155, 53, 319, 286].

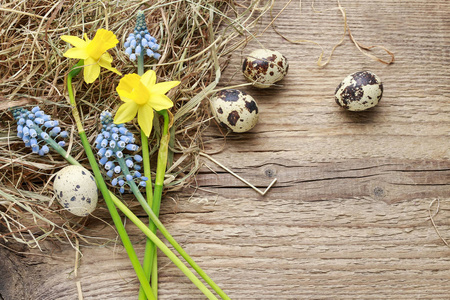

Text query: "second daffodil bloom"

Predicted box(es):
[61, 29, 121, 83]
[114, 70, 180, 136]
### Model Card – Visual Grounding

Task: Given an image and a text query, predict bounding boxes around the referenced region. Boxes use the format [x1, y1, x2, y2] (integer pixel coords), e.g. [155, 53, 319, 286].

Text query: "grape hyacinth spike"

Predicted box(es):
[12, 106, 69, 156]
[95, 111, 148, 193]
[124, 10, 161, 61]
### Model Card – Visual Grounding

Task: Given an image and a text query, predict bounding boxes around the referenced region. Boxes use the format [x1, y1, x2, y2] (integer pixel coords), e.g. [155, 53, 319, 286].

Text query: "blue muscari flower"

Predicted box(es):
[105, 149, 113, 158]
[125, 159, 134, 168]
[29, 128, 37, 138]
[105, 161, 114, 170]
[98, 147, 106, 157]
[32, 145, 39, 153]
[95, 111, 148, 193]
[12, 106, 69, 156]
[99, 157, 108, 165]
[126, 144, 138, 151]
[120, 135, 130, 143]
[22, 126, 30, 136]
[124, 10, 161, 62]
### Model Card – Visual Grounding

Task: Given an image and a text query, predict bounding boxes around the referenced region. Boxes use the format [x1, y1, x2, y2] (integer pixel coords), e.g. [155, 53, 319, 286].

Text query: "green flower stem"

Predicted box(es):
[117, 157, 230, 300]
[67, 62, 155, 300]
[167, 125, 176, 167]
[147, 109, 171, 286]
[138, 130, 157, 300]
[151, 253, 158, 295]
[138, 52, 145, 77]
[153, 111, 169, 205]
[137, 52, 157, 300]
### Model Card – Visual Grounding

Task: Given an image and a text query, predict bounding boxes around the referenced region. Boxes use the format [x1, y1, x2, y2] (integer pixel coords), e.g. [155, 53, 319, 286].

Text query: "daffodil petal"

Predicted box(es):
[148, 94, 174, 111]
[61, 35, 86, 48]
[138, 104, 154, 137]
[63, 47, 89, 59]
[98, 54, 122, 75]
[103, 65, 121, 76]
[141, 69, 156, 87]
[117, 96, 134, 103]
[114, 101, 139, 124]
[83, 57, 100, 84]
[149, 81, 180, 95]
[100, 52, 113, 63]
[86, 29, 118, 60]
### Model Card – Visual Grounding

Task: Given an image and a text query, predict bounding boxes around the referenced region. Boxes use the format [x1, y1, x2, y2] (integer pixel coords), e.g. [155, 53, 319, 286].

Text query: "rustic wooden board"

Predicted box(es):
[1, 0, 450, 299]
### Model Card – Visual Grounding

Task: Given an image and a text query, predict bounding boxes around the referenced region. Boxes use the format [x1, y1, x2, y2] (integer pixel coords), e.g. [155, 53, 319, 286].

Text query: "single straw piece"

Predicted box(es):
[199, 152, 277, 196]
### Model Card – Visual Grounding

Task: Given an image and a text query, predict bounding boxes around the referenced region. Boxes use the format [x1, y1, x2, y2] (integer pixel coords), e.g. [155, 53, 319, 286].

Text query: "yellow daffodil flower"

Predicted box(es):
[113, 70, 180, 136]
[61, 29, 121, 83]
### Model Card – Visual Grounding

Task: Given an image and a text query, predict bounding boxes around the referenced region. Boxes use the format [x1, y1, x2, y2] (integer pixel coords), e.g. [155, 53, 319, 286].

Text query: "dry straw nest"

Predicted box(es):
[0, 0, 274, 249]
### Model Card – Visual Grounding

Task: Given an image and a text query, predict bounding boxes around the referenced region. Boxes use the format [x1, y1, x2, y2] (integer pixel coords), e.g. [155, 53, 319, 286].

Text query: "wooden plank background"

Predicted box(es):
[1, 0, 449, 299]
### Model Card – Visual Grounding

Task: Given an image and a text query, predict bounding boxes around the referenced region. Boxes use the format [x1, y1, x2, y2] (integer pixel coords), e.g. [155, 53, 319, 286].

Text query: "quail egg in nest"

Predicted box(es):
[53, 165, 98, 217]
[210, 89, 259, 133]
[242, 49, 289, 88]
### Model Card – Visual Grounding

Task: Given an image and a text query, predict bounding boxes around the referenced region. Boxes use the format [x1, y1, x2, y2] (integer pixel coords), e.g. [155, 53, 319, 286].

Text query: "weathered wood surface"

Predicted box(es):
[1, 0, 450, 299]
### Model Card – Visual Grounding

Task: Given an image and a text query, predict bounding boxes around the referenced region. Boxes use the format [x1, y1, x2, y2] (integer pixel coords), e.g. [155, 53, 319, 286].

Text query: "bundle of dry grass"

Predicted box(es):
[0, 0, 274, 249]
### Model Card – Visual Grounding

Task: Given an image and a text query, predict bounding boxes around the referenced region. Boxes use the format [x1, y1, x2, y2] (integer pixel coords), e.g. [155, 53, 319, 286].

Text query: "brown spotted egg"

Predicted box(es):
[335, 71, 383, 111]
[53, 165, 98, 217]
[242, 49, 289, 88]
[210, 89, 259, 133]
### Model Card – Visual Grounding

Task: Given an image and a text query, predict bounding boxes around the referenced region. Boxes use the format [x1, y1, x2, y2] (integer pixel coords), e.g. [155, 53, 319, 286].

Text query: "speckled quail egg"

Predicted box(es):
[53, 165, 98, 217]
[242, 49, 289, 88]
[335, 71, 383, 111]
[210, 89, 259, 133]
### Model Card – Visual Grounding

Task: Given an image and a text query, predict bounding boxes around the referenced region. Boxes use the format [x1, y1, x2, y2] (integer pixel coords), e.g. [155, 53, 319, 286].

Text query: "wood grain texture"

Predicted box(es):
[1, 0, 449, 299]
